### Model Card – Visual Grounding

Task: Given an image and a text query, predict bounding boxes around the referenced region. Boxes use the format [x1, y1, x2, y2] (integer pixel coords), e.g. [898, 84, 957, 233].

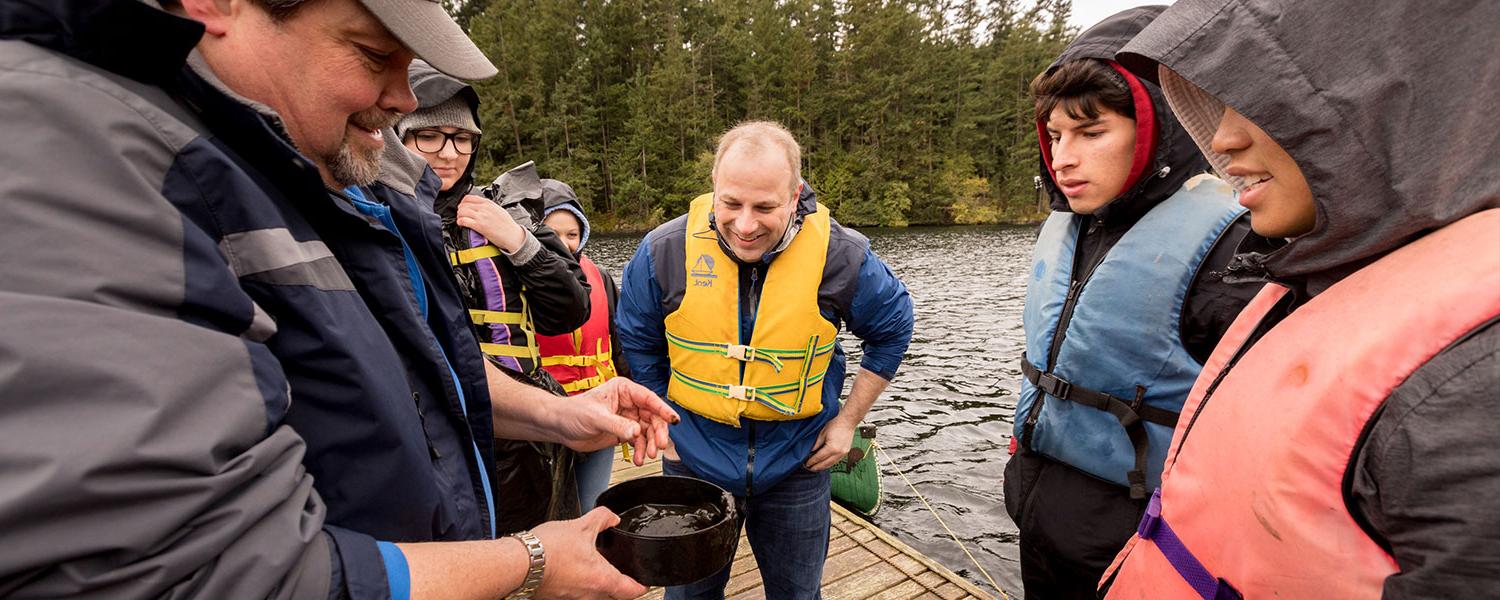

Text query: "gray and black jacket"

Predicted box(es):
[1119, 0, 1500, 595]
[0, 1, 497, 597]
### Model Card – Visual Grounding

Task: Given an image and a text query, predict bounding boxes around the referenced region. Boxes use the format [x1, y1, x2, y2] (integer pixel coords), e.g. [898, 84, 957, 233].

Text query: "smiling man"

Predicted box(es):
[617, 121, 913, 600]
[1001, 7, 1263, 599]
[0, 0, 676, 598]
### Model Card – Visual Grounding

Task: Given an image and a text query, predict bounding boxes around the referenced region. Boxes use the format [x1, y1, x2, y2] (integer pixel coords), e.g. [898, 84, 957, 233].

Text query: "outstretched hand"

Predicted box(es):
[553, 377, 678, 464]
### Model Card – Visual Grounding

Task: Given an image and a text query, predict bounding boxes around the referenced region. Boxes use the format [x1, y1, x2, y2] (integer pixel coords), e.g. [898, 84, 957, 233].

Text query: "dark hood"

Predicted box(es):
[407, 59, 482, 222]
[1036, 5, 1210, 225]
[1119, 0, 1500, 295]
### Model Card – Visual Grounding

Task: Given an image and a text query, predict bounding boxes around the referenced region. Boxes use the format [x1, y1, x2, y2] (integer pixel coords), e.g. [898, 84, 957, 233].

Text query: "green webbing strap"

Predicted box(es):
[670, 369, 829, 416]
[665, 331, 836, 373]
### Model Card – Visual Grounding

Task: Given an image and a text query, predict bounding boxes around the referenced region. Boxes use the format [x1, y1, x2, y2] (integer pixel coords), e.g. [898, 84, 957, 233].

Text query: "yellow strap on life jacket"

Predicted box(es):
[470, 309, 529, 326]
[559, 375, 606, 393]
[473, 290, 539, 364]
[449, 244, 503, 266]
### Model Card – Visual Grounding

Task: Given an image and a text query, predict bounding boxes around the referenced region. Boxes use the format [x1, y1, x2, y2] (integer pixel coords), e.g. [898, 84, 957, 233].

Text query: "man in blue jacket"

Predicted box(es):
[618, 121, 914, 599]
[0, 0, 673, 598]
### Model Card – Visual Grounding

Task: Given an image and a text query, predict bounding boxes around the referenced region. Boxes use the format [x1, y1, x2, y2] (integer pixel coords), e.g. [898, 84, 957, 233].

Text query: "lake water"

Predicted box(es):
[588, 225, 1036, 598]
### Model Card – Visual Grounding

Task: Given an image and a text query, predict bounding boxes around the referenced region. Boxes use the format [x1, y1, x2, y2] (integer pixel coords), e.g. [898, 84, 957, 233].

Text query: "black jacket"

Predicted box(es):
[403, 62, 589, 534]
[406, 61, 590, 377]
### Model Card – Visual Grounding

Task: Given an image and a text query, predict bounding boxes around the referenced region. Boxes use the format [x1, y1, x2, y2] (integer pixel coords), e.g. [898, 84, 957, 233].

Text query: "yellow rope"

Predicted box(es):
[871, 440, 1012, 600]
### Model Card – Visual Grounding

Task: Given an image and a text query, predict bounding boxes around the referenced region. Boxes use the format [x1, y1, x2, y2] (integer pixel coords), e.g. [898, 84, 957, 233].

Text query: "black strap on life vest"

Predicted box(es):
[1020, 356, 1180, 500]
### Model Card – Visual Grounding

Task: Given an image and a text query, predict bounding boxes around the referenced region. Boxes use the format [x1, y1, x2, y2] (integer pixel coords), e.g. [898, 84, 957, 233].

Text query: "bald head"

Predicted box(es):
[712, 121, 801, 195]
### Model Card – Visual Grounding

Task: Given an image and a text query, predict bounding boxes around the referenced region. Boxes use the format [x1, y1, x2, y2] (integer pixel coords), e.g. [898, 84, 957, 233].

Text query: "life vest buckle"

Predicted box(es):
[1036, 372, 1072, 400]
[724, 344, 754, 361]
[1136, 488, 1164, 539]
[726, 385, 752, 400]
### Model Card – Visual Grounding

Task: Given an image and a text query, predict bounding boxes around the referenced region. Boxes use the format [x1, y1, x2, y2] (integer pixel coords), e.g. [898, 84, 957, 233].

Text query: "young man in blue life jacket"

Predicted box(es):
[617, 121, 914, 599]
[1099, 0, 1500, 596]
[1002, 7, 1262, 598]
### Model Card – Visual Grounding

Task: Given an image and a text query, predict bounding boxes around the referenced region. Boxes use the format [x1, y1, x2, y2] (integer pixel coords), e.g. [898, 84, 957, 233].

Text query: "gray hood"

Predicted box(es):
[1118, 0, 1500, 295]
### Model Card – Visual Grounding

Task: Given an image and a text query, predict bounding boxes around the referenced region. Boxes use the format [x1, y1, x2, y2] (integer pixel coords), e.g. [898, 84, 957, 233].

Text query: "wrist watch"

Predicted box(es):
[506, 530, 546, 600]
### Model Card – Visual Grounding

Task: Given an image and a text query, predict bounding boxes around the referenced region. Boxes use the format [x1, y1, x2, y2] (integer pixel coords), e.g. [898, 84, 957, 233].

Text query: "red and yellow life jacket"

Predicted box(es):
[537, 255, 617, 395]
[1102, 209, 1500, 599]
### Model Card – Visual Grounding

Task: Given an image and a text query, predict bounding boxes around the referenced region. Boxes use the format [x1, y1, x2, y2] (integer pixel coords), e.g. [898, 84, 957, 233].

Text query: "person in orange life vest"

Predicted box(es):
[1002, 7, 1262, 599]
[538, 178, 633, 511]
[1099, 0, 1500, 597]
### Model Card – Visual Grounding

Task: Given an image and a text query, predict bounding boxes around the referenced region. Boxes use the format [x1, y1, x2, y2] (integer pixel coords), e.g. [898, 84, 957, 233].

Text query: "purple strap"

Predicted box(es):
[1136, 489, 1241, 600]
[468, 230, 522, 372]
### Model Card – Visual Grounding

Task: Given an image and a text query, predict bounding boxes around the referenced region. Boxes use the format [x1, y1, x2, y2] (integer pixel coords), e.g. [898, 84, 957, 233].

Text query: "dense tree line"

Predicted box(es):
[444, 0, 1075, 231]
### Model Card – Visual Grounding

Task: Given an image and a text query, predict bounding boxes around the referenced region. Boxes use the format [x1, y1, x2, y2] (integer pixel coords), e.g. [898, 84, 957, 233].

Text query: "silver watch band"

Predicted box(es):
[506, 530, 546, 600]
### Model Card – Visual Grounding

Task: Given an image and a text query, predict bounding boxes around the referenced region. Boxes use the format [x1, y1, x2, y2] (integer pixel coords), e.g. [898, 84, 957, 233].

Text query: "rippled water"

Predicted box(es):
[589, 225, 1035, 598]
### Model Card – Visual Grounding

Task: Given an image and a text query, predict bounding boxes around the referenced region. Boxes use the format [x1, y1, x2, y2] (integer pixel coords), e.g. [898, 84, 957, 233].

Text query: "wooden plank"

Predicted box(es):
[822, 562, 910, 600]
[820, 547, 880, 586]
[862, 538, 902, 560]
[932, 582, 966, 600]
[826, 533, 858, 557]
[862, 579, 931, 600]
[914, 571, 947, 589]
[831, 504, 997, 600]
[888, 553, 927, 577]
[610, 462, 663, 484]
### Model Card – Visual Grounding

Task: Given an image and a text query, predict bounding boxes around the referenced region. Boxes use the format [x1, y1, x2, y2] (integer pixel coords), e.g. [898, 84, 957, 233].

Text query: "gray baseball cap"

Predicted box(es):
[360, 0, 497, 81]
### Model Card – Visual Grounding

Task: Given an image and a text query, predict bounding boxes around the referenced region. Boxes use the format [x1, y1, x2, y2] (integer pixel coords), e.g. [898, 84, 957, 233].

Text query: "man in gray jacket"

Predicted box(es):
[0, 0, 671, 598]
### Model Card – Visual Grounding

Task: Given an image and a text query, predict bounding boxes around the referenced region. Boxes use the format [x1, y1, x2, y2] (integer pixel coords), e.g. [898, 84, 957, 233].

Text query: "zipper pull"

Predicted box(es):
[1065, 280, 1083, 302]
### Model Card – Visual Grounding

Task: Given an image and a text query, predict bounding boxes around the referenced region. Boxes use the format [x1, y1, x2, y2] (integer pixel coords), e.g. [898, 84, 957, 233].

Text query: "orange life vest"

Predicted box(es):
[537, 255, 617, 395]
[1102, 209, 1500, 599]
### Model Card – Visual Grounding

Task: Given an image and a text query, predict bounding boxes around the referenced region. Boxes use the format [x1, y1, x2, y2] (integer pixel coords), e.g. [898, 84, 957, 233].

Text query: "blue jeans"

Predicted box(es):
[662, 458, 831, 600]
[575, 446, 614, 512]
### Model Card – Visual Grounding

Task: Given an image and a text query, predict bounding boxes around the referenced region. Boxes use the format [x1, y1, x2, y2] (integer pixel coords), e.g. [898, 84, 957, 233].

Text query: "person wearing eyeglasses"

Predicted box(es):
[397, 59, 596, 535]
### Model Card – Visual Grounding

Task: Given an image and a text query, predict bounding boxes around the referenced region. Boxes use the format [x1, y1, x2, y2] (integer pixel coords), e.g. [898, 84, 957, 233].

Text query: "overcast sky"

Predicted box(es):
[1067, 0, 1168, 30]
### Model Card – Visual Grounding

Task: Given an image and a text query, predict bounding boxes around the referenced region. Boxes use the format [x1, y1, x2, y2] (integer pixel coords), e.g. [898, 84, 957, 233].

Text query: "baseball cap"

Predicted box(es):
[359, 0, 497, 80]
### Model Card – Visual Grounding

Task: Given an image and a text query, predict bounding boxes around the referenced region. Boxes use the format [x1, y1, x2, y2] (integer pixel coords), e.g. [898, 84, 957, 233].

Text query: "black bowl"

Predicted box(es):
[595, 475, 739, 586]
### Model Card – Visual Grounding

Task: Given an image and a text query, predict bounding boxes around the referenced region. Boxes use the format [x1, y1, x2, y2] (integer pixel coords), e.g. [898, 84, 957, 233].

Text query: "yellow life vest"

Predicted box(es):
[663, 193, 839, 426]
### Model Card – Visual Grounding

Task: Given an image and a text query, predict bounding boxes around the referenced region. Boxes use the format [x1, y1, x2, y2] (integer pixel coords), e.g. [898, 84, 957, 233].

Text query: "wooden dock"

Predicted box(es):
[610, 456, 998, 600]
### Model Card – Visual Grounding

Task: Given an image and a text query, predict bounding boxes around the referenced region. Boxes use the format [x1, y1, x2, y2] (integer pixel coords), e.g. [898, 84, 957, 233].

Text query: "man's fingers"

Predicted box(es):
[582, 506, 620, 533]
[604, 414, 640, 444]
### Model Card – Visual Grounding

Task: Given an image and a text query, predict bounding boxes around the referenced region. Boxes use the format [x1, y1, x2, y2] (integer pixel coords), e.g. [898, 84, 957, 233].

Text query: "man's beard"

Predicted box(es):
[323, 108, 401, 188]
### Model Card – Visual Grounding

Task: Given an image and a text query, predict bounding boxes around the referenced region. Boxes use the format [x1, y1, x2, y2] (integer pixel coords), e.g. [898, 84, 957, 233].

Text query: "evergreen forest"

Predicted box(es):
[444, 0, 1077, 231]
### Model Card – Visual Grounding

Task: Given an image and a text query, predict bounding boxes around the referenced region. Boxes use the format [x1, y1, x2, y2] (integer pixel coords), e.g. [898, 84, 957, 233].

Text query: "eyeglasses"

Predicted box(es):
[408, 129, 480, 155]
